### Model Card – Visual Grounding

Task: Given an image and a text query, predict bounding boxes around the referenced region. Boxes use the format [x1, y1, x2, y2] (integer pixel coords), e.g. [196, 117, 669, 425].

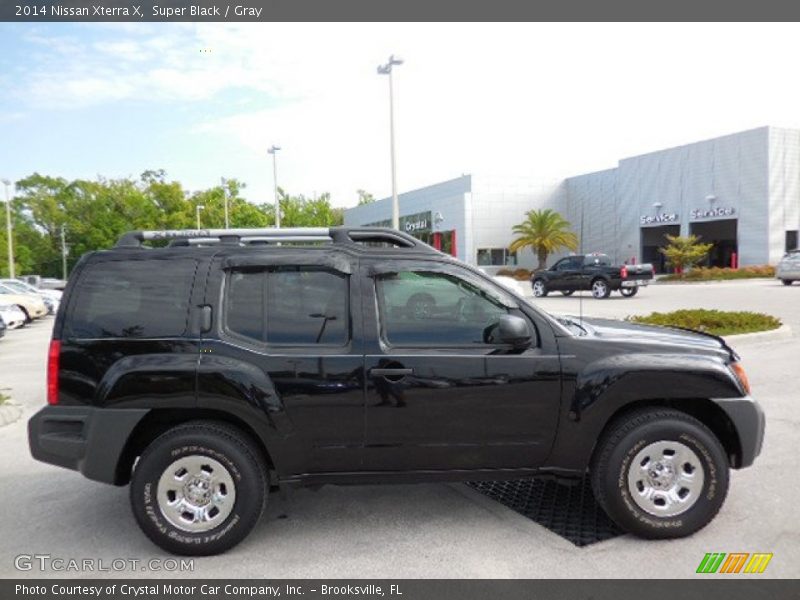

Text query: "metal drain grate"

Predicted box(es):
[466, 477, 624, 546]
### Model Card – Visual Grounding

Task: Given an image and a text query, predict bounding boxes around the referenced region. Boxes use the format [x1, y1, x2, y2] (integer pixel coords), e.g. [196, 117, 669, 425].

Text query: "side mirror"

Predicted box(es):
[495, 314, 533, 348]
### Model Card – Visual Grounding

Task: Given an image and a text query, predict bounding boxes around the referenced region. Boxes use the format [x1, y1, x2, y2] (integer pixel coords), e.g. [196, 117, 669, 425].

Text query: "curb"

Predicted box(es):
[653, 278, 774, 286]
[725, 324, 793, 346]
[0, 403, 23, 428]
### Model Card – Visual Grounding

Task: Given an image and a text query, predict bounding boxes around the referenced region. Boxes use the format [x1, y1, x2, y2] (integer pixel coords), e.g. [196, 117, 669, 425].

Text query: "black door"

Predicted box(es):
[360, 260, 562, 472]
[200, 255, 365, 475]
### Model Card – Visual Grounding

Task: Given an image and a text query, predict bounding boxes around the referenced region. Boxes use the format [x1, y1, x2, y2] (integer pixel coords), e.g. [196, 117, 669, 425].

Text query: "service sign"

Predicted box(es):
[640, 213, 679, 225]
[690, 206, 736, 220]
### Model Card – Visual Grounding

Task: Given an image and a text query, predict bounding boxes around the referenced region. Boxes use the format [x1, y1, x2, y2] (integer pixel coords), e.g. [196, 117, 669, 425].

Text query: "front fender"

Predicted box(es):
[572, 353, 742, 418]
[544, 351, 744, 473]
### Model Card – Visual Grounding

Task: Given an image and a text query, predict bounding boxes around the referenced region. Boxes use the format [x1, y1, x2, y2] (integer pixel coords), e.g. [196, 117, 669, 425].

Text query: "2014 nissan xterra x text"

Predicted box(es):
[28, 227, 765, 555]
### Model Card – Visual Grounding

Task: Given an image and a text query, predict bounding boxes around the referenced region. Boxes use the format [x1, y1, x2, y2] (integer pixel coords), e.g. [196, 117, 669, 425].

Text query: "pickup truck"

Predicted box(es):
[532, 253, 654, 299]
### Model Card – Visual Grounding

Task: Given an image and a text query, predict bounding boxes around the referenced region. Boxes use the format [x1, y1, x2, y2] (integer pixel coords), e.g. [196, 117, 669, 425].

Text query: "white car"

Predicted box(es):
[0, 303, 27, 329]
[777, 249, 800, 285]
[0, 279, 61, 314]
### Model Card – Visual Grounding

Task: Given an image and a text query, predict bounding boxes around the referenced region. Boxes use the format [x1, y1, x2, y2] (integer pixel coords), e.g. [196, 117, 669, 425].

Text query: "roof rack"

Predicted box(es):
[115, 226, 439, 253]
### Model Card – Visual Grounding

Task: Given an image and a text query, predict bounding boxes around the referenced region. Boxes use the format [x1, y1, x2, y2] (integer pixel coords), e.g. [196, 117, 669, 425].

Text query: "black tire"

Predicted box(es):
[17, 306, 31, 324]
[532, 279, 549, 297]
[591, 408, 729, 539]
[130, 421, 268, 556]
[782, 279, 793, 286]
[560, 290, 575, 296]
[620, 287, 639, 297]
[590, 278, 611, 299]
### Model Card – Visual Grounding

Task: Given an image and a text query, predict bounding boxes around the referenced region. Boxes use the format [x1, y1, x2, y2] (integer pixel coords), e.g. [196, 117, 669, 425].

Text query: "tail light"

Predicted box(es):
[620, 265, 628, 279]
[47, 340, 61, 405]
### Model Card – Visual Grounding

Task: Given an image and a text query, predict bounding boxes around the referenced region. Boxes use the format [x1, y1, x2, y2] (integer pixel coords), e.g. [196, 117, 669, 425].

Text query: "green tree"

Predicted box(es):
[356, 189, 375, 206]
[659, 234, 713, 273]
[509, 209, 579, 271]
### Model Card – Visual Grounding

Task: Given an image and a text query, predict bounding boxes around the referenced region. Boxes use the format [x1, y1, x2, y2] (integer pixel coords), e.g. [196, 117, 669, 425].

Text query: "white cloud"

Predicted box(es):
[9, 22, 800, 207]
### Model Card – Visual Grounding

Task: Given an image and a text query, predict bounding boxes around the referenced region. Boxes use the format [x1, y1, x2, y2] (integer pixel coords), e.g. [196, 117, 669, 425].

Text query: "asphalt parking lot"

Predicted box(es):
[0, 279, 797, 578]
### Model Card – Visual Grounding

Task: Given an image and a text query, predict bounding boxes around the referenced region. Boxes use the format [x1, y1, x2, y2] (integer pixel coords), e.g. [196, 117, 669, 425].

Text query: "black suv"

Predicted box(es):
[29, 227, 764, 555]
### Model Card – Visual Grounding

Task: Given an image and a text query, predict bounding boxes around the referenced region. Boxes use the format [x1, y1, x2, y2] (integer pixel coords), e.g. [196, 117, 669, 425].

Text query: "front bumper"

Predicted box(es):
[28, 405, 149, 485]
[713, 395, 765, 468]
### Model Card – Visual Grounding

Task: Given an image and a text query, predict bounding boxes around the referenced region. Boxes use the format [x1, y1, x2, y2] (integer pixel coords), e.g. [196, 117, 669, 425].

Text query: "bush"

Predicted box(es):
[496, 268, 514, 277]
[661, 265, 775, 282]
[512, 268, 532, 281]
[628, 309, 781, 336]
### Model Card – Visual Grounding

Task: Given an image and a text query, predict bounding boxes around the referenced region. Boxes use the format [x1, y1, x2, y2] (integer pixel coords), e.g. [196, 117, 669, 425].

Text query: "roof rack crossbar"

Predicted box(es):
[116, 226, 439, 253]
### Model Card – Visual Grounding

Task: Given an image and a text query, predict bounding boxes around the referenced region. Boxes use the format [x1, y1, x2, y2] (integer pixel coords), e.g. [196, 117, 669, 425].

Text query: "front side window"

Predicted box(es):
[225, 268, 349, 346]
[376, 271, 508, 346]
[68, 259, 196, 338]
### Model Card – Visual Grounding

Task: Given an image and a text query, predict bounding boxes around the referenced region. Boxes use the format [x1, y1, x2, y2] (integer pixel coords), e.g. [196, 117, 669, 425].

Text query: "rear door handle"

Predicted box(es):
[370, 368, 414, 377]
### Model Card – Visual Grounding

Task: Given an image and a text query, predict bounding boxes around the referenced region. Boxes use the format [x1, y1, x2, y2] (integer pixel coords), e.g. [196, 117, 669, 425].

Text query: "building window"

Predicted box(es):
[477, 248, 517, 266]
[787, 231, 798, 252]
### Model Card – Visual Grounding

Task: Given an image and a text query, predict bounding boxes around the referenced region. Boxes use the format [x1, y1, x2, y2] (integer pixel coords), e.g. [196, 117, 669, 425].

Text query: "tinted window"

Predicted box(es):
[226, 270, 265, 341]
[226, 268, 349, 346]
[69, 259, 196, 338]
[377, 271, 508, 346]
[584, 255, 611, 267]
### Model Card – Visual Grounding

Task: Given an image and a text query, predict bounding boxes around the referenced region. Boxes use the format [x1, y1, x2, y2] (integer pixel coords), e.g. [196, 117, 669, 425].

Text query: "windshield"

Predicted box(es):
[584, 254, 611, 267]
[1, 281, 34, 294]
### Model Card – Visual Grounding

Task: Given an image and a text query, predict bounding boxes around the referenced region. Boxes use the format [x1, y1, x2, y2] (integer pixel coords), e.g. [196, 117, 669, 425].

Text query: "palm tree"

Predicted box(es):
[509, 209, 579, 271]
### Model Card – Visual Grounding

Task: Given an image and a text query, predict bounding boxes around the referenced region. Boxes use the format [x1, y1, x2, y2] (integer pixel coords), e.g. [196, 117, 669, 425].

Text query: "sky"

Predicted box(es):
[2, 22, 800, 208]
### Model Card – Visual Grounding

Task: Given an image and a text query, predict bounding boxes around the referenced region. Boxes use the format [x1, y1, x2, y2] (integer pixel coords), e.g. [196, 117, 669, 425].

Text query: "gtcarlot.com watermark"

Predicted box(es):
[14, 554, 194, 573]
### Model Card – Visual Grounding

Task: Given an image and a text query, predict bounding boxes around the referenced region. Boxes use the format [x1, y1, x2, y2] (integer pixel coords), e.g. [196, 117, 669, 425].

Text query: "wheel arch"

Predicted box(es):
[591, 398, 743, 469]
[115, 408, 277, 486]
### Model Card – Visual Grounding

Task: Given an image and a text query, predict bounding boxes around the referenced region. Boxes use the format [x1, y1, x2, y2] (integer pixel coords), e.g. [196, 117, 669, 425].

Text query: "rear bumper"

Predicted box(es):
[712, 395, 765, 468]
[28, 405, 149, 485]
[621, 279, 651, 287]
[776, 268, 800, 280]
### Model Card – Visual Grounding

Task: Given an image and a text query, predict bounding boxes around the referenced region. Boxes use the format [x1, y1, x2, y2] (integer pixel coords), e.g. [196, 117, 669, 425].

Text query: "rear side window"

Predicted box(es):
[68, 259, 196, 338]
[225, 268, 349, 346]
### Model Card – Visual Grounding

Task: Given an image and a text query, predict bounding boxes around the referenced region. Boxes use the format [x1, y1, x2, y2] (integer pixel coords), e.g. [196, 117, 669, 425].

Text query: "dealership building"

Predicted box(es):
[344, 126, 800, 271]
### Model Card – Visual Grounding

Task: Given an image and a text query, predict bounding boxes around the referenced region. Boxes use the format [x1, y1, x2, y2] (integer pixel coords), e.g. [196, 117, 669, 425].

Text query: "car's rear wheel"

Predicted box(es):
[130, 421, 267, 555]
[532, 279, 549, 297]
[560, 290, 575, 296]
[620, 287, 638, 297]
[590, 408, 729, 539]
[782, 279, 793, 286]
[591, 279, 611, 299]
[17, 306, 31, 324]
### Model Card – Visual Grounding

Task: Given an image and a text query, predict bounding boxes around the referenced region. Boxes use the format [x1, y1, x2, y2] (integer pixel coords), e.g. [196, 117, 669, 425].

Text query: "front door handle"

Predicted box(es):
[370, 367, 414, 377]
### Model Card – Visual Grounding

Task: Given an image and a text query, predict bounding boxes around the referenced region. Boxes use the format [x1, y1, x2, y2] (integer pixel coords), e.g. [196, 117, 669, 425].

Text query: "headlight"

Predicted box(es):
[730, 362, 751, 395]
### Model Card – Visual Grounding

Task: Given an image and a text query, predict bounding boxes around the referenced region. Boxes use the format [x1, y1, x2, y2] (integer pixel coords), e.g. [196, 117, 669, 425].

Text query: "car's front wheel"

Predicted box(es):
[130, 421, 267, 555]
[782, 279, 793, 286]
[532, 279, 549, 297]
[591, 408, 729, 539]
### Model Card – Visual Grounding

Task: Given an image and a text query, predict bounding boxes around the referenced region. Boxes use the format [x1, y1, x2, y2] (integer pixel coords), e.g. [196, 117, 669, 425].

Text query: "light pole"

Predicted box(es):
[268, 145, 281, 228]
[221, 177, 229, 229]
[377, 54, 403, 230]
[60, 225, 68, 281]
[1, 179, 13, 278]
[196, 204, 205, 229]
